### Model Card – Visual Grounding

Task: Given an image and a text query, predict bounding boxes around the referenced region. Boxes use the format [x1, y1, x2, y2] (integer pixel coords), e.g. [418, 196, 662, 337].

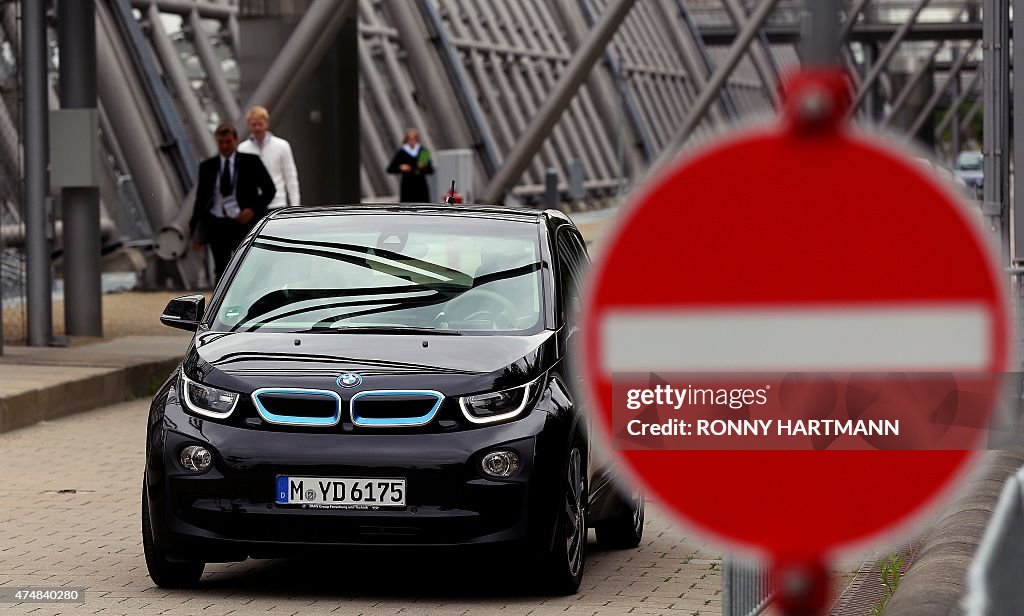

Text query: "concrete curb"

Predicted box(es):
[0, 356, 181, 433]
[883, 450, 1024, 616]
[0, 335, 189, 434]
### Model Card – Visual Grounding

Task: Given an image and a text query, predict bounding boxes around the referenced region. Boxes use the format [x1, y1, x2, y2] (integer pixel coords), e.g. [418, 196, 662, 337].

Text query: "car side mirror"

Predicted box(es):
[160, 295, 206, 331]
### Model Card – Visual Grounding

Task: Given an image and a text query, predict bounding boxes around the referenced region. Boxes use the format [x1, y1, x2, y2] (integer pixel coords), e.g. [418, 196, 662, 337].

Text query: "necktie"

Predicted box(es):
[220, 158, 233, 197]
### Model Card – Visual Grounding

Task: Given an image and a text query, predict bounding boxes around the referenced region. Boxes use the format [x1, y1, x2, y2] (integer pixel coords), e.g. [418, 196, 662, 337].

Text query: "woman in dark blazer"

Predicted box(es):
[387, 129, 434, 203]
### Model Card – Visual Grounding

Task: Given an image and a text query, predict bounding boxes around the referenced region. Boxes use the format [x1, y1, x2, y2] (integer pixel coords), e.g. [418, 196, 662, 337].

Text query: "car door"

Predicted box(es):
[555, 227, 602, 479]
[555, 226, 588, 377]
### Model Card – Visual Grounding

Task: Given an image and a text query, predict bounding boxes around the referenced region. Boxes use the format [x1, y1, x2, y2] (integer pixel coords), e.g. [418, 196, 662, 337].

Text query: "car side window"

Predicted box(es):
[556, 228, 588, 329]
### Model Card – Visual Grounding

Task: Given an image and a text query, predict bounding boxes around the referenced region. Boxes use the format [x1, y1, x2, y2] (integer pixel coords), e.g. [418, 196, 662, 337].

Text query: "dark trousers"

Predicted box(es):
[205, 216, 246, 283]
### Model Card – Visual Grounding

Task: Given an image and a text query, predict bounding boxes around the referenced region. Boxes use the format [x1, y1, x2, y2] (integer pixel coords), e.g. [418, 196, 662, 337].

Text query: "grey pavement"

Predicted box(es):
[0, 398, 724, 616]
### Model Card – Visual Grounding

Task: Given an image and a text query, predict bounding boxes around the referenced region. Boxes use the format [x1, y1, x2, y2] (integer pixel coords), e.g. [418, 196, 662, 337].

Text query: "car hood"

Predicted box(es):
[183, 329, 558, 396]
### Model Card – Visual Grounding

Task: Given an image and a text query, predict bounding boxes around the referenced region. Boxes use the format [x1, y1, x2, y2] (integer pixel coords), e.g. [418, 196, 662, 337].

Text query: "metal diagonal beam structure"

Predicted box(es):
[959, 99, 982, 141]
[481, 0, 639, 204]
[721, 0, 780, 108]
[365, 23, 434, 153]
[881, 41, 947, 126]
[187, 9, 239, 123]
[658, 6, 722, 125]
[127, 0, 235, 19]
[838, 47, 862, 91]
[105, 0, 196, 188]
[839, 0, 872, 41]
[358, 41, 405, 158]
[96, 1, 183, 231]
[665, 0, 737, 121]
[0, 6, 21, 176]
[587, 1, 668, 157]
[848, 0, 931, 114]
[835, 0, 872, 86]
[452, 0, 553, 184]
[574, 0, 653, 167]
[381, 2, 474, 155]
[479, 0, 563, 183]
[494, 1, 595, 179]
[415, 0, 501, 177]
[549, 0, 648, 172]
[240, 0, 356, 130]
[2, 4, 17, 61]
[882, 4, 970, 127]
[0, 95, 19, 173]
[649, 0, 782, 175]
[904, 41, 979, 139]
[933, 68, 982, 138]
[539, 0, 628, 185]
[226, 11, 239, 56]
[145, 4, 214, 157]
[649, 2, 716, 130]
[218, 0, 240, 55]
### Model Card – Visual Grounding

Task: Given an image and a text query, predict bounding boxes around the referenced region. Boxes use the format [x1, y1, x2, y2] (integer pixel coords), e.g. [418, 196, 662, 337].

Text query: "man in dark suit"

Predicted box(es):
[190, 122, 276, 281]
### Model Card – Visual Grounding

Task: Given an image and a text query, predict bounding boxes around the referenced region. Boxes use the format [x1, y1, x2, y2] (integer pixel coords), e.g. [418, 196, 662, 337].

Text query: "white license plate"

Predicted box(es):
[276, 476, 406, 507]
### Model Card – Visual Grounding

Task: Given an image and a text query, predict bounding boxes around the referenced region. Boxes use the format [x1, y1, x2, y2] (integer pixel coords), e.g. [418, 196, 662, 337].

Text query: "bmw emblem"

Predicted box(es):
[337, 373, 363, 388]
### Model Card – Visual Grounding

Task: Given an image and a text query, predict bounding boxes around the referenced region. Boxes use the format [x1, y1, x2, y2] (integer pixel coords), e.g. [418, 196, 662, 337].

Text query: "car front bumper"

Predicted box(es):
[146, 399, 570, 562]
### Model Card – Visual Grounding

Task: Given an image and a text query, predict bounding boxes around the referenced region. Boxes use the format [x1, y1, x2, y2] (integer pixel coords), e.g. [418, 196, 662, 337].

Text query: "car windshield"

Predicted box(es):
[955, 152, 983, 171]
[213, 213, 545, 335]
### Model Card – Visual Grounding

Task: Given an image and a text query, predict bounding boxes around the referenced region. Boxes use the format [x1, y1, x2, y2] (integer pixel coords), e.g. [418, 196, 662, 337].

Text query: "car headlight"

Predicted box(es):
[459, 374, 544, 425]
[180, 369, 239, 419]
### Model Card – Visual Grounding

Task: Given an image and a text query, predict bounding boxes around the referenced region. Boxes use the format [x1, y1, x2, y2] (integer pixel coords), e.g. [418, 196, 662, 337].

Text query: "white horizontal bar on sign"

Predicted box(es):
[600, 304, 992, 373]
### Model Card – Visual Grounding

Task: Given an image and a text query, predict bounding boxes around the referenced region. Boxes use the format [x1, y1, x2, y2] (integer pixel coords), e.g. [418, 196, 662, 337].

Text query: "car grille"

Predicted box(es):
[252, 389, 343, 427]
[350, 390, 444, 427]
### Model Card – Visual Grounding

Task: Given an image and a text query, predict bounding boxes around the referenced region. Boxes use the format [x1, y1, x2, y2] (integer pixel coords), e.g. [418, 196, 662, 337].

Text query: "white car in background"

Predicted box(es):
[953, 150, 984, 199]
[912, 156, 975, 202]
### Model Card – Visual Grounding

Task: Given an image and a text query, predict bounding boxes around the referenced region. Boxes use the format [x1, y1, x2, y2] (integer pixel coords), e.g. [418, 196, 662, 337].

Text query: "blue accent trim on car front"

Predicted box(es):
[251, 388, 343, 427]
[349, 390, 445, 428]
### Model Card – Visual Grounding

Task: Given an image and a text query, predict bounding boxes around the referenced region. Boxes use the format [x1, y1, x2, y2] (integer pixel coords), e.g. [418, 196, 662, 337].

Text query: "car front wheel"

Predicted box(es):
[142, 477, 205, 588]
[537, 445, 587, 595]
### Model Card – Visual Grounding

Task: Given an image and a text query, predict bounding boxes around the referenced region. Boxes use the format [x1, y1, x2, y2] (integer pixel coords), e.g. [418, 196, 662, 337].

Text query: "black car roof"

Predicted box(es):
[268, 203, 560, 224]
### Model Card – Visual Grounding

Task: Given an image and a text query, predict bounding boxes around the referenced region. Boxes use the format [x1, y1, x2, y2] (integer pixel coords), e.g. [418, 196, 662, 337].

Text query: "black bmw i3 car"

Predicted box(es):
[144, 205, 643, 594]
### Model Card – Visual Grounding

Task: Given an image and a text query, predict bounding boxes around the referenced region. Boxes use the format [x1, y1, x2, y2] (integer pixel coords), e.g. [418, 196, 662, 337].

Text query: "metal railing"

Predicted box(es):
[722, 558, 775, 616]
[965, 465, 1024, 614]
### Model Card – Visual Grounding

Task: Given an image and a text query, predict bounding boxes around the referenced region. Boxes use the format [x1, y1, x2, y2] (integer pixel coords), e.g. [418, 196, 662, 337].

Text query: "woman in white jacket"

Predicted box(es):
[238, 106, 301, 210]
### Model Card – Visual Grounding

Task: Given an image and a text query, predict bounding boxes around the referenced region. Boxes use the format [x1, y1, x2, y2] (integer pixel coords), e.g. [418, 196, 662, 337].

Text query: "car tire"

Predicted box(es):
[536, 445, 587, 596]
[595, 489, 644, 550]
[142, 477, 205, 588]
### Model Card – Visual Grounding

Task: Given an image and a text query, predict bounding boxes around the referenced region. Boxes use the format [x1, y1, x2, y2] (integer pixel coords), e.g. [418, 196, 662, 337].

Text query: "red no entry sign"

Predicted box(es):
[581, 72, 1009, 562]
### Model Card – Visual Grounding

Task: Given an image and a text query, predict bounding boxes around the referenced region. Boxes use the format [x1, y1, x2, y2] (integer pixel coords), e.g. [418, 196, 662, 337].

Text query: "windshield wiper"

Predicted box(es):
[298, 325, 462, 335]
